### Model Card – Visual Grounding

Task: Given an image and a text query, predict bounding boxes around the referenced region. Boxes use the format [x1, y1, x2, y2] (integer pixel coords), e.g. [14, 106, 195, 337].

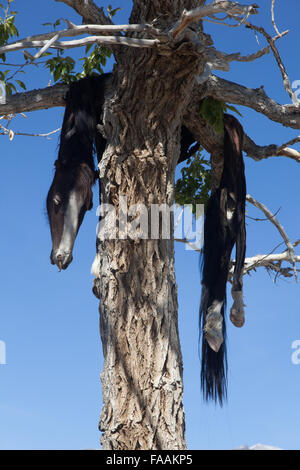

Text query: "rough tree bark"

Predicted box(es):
[94, 24, 204, 449]
[1, 0, 300, 451]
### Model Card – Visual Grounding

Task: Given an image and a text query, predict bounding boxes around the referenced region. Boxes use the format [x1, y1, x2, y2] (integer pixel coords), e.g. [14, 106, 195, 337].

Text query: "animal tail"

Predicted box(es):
[199, 113, 246, 405]
[58, 74, 110, 167]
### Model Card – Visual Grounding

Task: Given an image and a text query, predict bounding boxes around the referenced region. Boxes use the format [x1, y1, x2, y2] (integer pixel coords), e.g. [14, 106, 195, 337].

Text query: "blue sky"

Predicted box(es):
[0, 0, 300, 450]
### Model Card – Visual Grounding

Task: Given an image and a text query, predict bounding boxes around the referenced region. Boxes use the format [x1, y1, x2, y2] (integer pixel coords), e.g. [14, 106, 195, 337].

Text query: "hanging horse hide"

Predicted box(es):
[199, 113, 246, 405]
[47, 74, 111, 270]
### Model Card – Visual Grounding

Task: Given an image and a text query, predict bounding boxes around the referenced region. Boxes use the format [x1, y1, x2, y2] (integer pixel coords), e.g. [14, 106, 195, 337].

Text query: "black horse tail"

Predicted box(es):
[200, 113, 246, 405]
[58, 73, 111, 168]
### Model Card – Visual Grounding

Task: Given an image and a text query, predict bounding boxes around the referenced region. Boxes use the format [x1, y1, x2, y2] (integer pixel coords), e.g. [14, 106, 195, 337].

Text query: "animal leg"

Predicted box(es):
[230, 289, 245, 327]
[203, 300, 224, 353]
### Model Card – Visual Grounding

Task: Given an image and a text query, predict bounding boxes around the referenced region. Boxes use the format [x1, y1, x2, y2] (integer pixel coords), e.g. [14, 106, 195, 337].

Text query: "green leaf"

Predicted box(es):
[15, 79, 26, 90]
[225, 104, 243, 117]
[53, 64, 62, 82]
[5, 81, 16, 95]
[175, 148, 211, 215]
[110, 7, 121, 17]
[39, 51, 52, 57]
[85, 43, 93, 54]
[199, 97, 225, 135]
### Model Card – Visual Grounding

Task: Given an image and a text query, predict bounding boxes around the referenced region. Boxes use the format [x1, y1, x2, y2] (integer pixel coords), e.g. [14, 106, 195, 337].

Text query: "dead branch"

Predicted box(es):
[244, 21, 297, 103]
[204, 75, 300, 129]
[0, 125, 61, 140]
[243, 132, 300, 163]
[55, 0, 112, 26]
[171, 1, 259, 38]
[0, 35, 160, 56]
[246, 194, 298, 280]
[271, 0, 280, 36]
[0, 83, 68, 115]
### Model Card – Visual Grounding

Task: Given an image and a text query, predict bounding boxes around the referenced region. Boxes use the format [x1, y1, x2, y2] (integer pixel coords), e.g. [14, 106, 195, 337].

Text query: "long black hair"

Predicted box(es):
[199, 113, 246, 405]
[57, 73, 111, 168]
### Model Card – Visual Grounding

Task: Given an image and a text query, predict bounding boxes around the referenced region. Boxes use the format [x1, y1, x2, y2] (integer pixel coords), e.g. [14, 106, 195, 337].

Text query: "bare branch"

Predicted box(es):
[55, 0, 112, 26]
[33, 33, 61, 60]
[205, 75, 300, 129]
[271, 0, 281, 36]
[242, 252, 300, 278]
[0, 35, 159, 56]
[0, 126, 61, 139]
[196, 28, 288, 82]
[3, 23, 162, 49]
[0, 4, 286, 86]
[177, 235, 300, 280]
[243, 132, 300, 163]
[0, 83, 68, 115]
[246, 194, 298, 280]
[171, 1, 259, 38]
[201, 42, 270, 74]
[276, 135, 300, 154]
[244, 21, 297, 103]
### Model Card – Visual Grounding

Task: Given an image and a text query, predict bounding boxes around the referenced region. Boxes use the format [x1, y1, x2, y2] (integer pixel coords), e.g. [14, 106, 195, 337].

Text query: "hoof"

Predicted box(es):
[230, 290, 245, 328]
[205, 328, 223, 353]
[204, 306, 223, 353]
[230, 308, 245, 328]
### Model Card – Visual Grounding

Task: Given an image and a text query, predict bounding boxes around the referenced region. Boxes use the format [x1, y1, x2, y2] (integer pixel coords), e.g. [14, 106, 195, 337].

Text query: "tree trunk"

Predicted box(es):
[93, 43, 202, 449]
[98, 214, 186, 450]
